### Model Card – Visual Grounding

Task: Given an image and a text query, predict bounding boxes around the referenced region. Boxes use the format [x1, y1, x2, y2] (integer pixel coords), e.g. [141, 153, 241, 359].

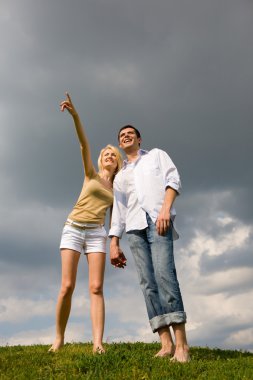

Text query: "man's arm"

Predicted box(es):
[156, 149, 181, 235]
[156, 187, 178, 235]
[108, 174, 126, 238]
[157, 148, 182, 195]
[110, 236, 127, 268]
[109, 174, 127, 268]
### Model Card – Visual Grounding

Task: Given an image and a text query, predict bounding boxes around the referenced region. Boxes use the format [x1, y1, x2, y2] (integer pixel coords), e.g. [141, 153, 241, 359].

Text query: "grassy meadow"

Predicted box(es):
[0, 342, 252, 379]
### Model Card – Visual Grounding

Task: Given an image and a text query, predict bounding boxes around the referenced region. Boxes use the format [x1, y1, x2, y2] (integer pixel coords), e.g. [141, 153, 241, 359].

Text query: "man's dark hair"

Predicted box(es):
[118, 125, 141, 142]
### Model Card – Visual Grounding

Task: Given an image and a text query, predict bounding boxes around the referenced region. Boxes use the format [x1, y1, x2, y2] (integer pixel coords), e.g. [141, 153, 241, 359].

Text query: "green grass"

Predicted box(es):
[0, 343, 252, 379]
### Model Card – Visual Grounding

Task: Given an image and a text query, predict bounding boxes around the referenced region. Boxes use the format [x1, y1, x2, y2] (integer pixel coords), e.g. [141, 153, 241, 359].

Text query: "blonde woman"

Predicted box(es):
[49, 93, 123, 354]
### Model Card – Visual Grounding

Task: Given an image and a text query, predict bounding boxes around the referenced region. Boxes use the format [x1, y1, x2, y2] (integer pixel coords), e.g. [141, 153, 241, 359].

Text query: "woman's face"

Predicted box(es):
[101, 148, 118, 171]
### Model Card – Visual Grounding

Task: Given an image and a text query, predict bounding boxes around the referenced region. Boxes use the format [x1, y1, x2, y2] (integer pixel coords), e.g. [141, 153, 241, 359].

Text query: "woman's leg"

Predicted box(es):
[49, 249, 80, 352]
[86, 252, 106, 353]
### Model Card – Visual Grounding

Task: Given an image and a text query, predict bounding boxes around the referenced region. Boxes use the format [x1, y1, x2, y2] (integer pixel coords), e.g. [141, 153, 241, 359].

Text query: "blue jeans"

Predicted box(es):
[127, 214, 186, 333]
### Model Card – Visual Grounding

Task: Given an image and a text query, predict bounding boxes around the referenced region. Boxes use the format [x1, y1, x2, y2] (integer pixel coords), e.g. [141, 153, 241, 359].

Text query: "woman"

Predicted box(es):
[49, 93, 123, 354]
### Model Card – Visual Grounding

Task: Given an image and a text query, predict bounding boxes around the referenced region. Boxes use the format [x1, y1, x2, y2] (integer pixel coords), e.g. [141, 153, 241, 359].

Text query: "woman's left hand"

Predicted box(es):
[60, 92, 78, 117]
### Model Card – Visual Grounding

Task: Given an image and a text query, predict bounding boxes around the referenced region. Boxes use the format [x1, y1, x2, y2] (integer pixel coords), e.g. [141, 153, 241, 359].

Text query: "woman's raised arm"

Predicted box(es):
[60, 93, 96, 178]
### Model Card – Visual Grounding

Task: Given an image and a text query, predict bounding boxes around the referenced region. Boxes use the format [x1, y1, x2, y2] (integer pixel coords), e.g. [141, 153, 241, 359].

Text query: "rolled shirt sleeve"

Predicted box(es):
[157, 149, 182, 194]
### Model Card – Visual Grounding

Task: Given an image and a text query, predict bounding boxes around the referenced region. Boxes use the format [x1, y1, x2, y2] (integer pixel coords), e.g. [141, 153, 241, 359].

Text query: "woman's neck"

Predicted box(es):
[100, 169, 113, 182]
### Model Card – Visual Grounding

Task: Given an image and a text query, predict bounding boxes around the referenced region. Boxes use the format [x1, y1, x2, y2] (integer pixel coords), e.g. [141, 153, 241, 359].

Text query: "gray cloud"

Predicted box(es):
[2, 0, 252, 197]
[199, 240, 253, 275]
[1, 0, 253, 350]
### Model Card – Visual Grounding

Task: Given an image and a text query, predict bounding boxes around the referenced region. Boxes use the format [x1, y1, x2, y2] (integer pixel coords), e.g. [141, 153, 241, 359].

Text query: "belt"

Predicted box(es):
[65, 221, 101, 230]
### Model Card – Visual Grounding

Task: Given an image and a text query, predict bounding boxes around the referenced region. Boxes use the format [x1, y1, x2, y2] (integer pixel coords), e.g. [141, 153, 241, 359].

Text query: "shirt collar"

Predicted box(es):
[122, 149, 148, 169]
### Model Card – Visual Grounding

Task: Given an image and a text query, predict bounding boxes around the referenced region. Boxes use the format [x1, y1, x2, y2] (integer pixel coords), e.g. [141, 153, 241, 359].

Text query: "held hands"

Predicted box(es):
[110, 245, 127, 269]
[156, 206, 171, 236]
[60, 92, 78, 117]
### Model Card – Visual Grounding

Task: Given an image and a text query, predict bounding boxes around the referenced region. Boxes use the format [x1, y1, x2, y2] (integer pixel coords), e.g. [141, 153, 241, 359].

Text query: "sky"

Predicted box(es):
[0, 0, 252, 351]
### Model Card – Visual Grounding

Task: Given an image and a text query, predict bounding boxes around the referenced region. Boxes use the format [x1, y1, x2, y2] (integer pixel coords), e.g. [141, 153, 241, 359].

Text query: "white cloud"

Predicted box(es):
[0, 298, 55, 323]
[216, 216, 234, 227]
[0, 293, 90, 323]
[224, 328, 253, 351]
[0, 0, 253, 353]
[0, 321, 155, 347]
[177, 209, 253, 293]
[198, 268, 252, 295]
[186, 223, 251, 258]
[173, 204, 253, 350]
[185, 289, 253, 327]
[105, 324, 155, 344]
[106, 285, 146, 324]
[0, 322, 90, 347]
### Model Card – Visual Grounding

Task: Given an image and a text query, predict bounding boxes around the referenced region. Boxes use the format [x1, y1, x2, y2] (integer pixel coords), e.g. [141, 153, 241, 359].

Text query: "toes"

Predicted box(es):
[154, 348, 174, 358]
[48, 346, 57, 353]
[93, 347, 105, 355]
[170, 352, 191, 363]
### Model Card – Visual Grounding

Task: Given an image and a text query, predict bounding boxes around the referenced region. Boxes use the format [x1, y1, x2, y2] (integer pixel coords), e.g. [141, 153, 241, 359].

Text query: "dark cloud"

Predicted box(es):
[1, 0, 252, 212]
[1, 0, 253, 350]
[199, 238, 253, 275]
[0, 240, 58, 268]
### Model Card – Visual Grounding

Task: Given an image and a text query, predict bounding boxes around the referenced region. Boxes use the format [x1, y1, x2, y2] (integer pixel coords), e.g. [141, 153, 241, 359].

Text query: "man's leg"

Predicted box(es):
[147, 216, 190, 362]
[127, 229, 174, 356]
[171, 323, 190, 362]
[155, 326, 175, 357]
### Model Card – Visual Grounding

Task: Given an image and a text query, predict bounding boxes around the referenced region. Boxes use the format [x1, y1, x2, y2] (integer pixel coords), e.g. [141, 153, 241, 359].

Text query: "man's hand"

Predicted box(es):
[156, 206, 170, 236]
[110, 238, 127, 269]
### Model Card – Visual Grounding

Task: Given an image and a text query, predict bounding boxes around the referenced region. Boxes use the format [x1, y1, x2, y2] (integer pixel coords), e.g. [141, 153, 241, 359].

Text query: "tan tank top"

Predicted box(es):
[68, 173, 113, 224]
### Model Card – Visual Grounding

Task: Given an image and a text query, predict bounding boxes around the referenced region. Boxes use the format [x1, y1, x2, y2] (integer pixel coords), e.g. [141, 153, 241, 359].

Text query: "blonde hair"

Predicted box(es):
[97, 144, 123, 178]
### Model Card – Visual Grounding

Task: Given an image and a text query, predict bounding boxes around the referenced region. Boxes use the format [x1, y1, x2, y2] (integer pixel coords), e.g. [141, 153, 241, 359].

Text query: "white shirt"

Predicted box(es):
[109, 148, 181, 239]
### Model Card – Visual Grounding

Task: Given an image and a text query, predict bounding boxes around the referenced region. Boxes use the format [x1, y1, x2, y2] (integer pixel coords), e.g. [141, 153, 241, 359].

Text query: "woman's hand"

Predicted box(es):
[60, 92, 95, 177]
[60, 92, 78, 117]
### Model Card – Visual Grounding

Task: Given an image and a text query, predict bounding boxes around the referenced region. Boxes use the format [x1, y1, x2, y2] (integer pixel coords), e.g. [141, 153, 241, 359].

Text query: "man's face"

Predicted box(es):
[118, 127, 141, 151]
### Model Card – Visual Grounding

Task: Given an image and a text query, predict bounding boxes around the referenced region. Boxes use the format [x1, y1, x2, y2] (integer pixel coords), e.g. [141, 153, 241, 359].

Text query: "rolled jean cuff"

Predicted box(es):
[150, 311, 187, 333]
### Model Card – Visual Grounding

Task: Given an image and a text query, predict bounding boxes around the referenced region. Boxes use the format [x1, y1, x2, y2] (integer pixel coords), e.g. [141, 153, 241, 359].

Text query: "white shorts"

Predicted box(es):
[59, 221, 107, 254]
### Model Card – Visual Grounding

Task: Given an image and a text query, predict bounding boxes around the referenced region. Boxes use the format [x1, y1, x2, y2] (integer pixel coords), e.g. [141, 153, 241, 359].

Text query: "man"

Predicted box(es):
[109, 125, 190, 363]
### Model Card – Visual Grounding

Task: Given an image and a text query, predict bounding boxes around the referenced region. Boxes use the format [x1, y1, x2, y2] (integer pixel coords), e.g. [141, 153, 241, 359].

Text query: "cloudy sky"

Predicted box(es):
[0, 0, 252, 351]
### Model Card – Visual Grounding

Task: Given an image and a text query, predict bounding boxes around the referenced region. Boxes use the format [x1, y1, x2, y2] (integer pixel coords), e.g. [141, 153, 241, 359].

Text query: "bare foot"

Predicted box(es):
[154, 345, 175, 357]
[93, 346, 105, 355]
[48, 339, 64, 353]
[170, 346, 190, 363]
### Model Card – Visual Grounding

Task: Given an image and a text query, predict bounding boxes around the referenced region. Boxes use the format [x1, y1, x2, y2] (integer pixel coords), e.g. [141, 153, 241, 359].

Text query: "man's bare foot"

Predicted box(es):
[170, 346, 190, 363]
[154, 345, 175, 357]
[93, 346, 105, 355]
[48, 339, 64, 352]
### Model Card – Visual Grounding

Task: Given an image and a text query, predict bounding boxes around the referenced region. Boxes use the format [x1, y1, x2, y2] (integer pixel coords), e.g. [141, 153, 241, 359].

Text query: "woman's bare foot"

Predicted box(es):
[170, 345, 190, 363]
[154, 344, 175, 357]
[93, 345, 105, 354]
[48, 339, 64, 352]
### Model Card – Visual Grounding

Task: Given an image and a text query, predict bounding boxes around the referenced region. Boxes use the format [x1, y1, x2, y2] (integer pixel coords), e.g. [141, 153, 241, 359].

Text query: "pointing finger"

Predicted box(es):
[66, 92, 72, 102]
